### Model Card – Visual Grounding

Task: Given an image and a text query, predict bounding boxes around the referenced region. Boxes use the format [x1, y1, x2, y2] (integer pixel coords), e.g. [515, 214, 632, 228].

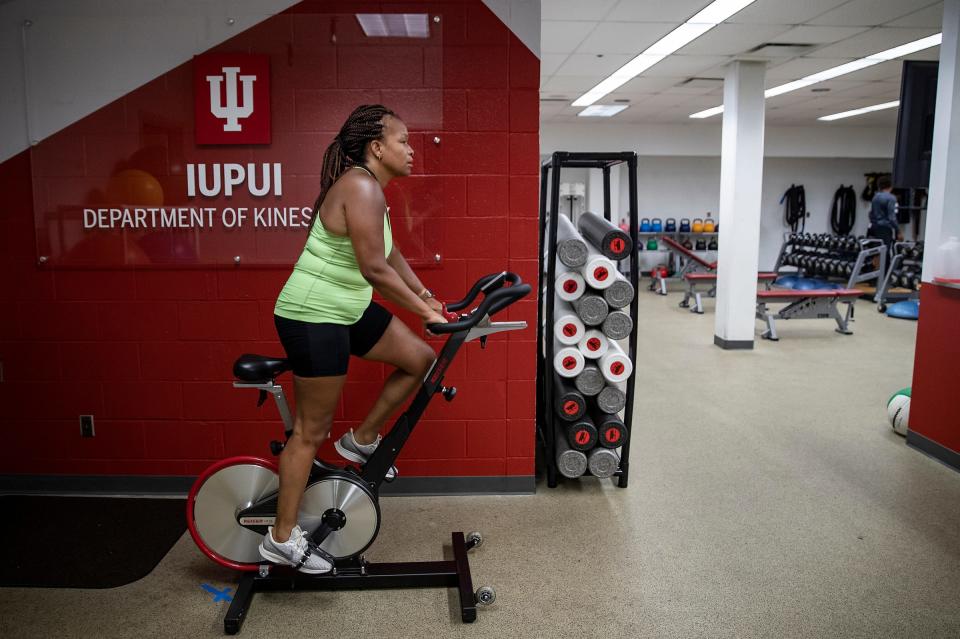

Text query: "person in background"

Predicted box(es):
[868, 175, 902, 249]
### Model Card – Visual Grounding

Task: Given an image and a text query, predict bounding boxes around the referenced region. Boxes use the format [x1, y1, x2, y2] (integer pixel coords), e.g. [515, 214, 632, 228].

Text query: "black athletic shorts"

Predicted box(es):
[274, 302, 393, 377]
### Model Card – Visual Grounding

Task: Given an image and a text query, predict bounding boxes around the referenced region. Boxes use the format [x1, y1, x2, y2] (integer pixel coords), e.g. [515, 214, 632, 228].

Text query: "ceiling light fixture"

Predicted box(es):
[578, 105, 630, 117]
[818, 100, 900, 121]
[572, 0, 758, 107]
[690, 33, 942, 118]
[356, 14, 429, 38]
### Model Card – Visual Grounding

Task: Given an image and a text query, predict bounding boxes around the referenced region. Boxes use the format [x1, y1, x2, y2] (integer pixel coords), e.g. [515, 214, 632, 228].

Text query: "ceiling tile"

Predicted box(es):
[680, 23, 794, 56]
[807, 0, 939, 27]
[839, 59, 909, 82]
[616, 75, 687, 93]
[727, 0, 850, 25]
[605, 0, 720, 22]
[828, 81, 902, 99]
[903, 45, 941, 61]
[765, 57, 858, 80]
[808, 27, 940, 58]
[540, 53, 569, 77]
[770, 25, 871, 44]
[643, 55, 731, 77]
[575, 22, 675, 55]
[554, 52, 634, 76]
[541, 75, 610, 92]
[888, 3, 944, 27]
[541, 21, 599, 54]
[541, 0, 619, 21]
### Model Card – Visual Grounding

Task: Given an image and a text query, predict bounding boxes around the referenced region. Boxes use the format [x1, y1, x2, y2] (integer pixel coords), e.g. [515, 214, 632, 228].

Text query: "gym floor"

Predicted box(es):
[2, 291, 958, 638]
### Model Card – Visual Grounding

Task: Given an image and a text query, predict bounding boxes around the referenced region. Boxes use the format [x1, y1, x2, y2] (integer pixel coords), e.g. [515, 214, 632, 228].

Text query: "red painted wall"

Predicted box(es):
[910, 284, 960, 456]
[0, 0, 539, 478]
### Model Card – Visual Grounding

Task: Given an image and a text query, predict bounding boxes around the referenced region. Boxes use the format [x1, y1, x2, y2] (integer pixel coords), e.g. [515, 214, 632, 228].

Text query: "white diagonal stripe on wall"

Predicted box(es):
[0, 0, 300, 163]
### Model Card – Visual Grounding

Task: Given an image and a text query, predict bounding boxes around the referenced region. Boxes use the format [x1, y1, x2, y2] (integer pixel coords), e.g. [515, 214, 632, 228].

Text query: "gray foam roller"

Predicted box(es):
[573, 294, 609, 326]
[588, 448, 620, 478]
[597, 385, 627, 414]
[602, 311, 633, 340]
[556, 431, 588, 478]
[575, 364, 605, 396]
[604, 276, 635, 309]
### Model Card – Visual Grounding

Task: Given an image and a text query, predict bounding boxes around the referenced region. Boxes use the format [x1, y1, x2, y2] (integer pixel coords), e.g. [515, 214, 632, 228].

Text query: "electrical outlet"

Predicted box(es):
[80, 415, 95, 438]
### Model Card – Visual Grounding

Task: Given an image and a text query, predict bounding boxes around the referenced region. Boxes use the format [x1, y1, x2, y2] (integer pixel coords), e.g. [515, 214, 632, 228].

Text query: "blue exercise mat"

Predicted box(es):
[886, 300, 919, 320]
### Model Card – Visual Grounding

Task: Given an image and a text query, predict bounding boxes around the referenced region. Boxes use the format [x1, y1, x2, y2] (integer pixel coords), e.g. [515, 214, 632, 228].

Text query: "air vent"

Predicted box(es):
[747, 42, 815, 57]
[678, 77, 723, 88]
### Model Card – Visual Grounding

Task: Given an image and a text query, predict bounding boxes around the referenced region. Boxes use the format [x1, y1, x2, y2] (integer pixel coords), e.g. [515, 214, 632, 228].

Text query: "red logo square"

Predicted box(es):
[194, 53, 271, 145]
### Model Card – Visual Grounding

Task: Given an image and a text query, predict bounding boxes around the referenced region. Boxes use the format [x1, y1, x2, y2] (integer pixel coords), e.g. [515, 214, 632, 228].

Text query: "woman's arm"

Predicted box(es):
[344, 179, 441, 322]
[387, 247, 425, 294]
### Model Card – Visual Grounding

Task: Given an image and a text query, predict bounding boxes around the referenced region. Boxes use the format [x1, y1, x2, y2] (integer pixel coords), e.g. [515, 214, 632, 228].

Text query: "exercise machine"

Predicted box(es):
[186, 272, 531, 634]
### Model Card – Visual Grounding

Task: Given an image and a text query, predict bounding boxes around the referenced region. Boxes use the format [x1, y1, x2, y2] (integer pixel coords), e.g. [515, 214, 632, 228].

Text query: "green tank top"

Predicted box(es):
[274, 169, 393, 324]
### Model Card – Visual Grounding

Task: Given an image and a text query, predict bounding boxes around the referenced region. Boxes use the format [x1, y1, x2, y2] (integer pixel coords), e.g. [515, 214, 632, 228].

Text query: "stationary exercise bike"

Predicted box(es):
[186, 272, 530, 635]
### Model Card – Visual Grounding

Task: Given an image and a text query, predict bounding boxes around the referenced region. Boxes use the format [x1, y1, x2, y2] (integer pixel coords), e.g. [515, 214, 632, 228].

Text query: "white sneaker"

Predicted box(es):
[334, 429, 398, 480]
[258, 525, 333, 574]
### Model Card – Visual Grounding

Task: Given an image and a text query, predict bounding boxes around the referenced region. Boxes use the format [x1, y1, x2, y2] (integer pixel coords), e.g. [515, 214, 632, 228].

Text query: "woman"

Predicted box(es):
[260, 105, 447, 573]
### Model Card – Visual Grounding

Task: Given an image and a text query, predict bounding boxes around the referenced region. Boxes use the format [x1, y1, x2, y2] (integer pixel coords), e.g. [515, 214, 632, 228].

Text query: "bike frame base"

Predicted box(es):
[223, 532, 478, 635]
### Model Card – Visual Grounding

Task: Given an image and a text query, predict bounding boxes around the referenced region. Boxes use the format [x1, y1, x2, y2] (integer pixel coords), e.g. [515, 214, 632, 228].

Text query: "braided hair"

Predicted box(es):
[310, 104, 397, 230]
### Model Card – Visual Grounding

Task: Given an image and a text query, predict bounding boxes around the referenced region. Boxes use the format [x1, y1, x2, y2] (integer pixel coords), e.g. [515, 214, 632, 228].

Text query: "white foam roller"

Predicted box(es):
[556, 270, 585, 301]
[577, 329, 609, 360]
[599, 340, 633, 384]
[580, 246, 617, 290]
[554, 314, 585, 346]
[553, 341, 585, 378]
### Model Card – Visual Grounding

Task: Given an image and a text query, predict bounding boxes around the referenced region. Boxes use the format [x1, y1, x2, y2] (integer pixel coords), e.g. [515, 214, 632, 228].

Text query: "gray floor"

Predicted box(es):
[3, 291, 959, 638]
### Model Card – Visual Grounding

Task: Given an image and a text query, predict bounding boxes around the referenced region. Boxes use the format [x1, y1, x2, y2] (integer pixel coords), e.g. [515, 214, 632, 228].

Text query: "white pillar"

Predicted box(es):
[714, 60, 766, 349]
[922, 0, 960, 280]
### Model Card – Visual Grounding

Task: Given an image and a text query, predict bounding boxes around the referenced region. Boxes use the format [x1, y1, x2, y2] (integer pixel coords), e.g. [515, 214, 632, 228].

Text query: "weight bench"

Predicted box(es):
[680, 272, 779, 314]
[651, 236, 716, 295]
[756, 288, 861, 341]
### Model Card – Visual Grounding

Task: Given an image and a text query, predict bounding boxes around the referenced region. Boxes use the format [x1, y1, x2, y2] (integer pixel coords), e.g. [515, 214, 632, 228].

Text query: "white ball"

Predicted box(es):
[887, 392, 911, 436]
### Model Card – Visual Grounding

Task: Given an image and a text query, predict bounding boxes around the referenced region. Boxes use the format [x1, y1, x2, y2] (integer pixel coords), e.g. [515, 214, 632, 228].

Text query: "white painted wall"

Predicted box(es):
[542, 155, 896, 268]
[541, 122, 897, 159]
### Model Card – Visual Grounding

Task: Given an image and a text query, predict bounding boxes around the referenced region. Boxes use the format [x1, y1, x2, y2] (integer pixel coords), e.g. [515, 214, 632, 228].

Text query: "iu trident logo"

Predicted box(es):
[194, 53, 271, 145]
[207, 67, 255, 131]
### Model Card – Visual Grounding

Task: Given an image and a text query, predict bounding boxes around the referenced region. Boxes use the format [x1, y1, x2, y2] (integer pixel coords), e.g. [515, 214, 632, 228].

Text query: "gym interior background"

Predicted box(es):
[1, 0, 958, 637]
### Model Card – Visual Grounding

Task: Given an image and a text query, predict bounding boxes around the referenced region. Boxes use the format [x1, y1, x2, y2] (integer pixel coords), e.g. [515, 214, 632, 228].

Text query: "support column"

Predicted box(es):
[920, 0, 960, 276]
[714, 60, 766, 350]
[908, 0, 960, 471]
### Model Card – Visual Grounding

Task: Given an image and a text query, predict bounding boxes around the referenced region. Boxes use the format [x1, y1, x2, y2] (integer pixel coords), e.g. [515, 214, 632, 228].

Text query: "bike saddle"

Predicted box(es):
[233, 354, 292, 382]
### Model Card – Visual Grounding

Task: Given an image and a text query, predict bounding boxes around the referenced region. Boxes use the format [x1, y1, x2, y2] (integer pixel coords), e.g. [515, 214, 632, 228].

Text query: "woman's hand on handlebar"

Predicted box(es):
[425, 297, 444, 314]
[422, 310, 447, 336]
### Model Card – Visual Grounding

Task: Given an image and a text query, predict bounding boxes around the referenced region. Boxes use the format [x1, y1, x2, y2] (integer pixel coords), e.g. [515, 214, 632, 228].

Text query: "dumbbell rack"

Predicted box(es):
[773, 233, 887, 290]
[536, 151, 640, 489]
[876, 241, 923, 312]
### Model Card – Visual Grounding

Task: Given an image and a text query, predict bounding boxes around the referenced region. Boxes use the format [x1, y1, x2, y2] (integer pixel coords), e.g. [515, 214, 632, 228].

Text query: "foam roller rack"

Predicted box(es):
[536, 151, 640, 489]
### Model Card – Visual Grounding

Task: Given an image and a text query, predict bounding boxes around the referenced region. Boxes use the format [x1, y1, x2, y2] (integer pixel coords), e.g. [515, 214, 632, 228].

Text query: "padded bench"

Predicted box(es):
[756, 288, 861, 341]
[681, 272, 778, 314]
[650, 236, 717, 295]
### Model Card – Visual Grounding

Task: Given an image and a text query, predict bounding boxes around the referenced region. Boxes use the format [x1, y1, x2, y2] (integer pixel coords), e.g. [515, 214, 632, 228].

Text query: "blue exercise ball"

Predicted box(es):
[886, 300, 919, 320]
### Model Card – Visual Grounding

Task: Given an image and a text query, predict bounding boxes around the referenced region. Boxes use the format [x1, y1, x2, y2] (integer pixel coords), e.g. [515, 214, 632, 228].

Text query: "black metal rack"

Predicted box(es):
[535, 151, 640, 489]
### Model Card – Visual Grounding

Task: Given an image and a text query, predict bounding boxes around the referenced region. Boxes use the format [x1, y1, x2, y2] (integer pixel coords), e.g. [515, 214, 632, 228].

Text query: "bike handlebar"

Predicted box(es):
[427, 271, 530, 334]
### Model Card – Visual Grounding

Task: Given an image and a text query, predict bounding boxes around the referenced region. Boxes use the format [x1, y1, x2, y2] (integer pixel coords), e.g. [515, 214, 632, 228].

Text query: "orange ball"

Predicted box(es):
[105, 169, 164, 206]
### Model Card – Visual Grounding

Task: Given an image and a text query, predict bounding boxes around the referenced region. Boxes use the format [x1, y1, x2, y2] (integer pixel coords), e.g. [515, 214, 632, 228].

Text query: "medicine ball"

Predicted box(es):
[886, 387, 911, 436]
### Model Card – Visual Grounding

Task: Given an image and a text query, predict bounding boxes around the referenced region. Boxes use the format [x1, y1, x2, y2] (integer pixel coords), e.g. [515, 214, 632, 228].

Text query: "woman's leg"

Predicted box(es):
[273, 373, 346, 542]
[352, 317, 436, 445]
